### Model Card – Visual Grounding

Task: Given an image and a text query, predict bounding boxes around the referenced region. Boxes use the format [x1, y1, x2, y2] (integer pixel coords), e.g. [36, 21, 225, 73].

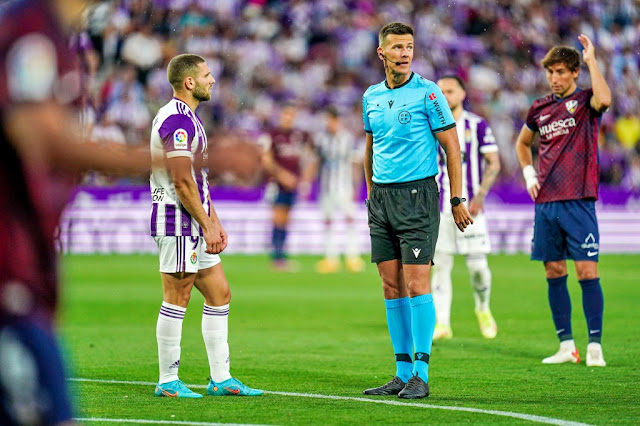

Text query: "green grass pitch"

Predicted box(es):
[60, 254, 640, 425]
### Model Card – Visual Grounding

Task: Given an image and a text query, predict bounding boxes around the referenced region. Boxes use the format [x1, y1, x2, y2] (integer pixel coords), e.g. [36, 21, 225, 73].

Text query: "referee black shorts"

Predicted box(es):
[367, 176, 440, 265]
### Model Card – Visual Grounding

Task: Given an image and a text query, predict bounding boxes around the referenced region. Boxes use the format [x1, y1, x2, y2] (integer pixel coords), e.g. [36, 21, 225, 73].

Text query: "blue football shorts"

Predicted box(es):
[274, 187, 297, 207]
[531, 199, 600, 262]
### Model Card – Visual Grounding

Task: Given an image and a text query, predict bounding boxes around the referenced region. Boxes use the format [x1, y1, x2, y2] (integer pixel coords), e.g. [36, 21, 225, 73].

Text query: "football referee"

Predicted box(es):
[361, 22, 473, 399]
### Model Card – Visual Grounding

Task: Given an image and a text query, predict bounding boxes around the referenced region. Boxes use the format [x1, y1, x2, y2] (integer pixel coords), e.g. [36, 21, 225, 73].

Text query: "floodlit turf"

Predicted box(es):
[60, 254, 640, 425]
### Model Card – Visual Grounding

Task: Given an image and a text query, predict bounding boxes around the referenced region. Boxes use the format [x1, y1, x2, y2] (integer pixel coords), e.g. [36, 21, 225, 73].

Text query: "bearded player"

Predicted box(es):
[150, 53, 262, 397]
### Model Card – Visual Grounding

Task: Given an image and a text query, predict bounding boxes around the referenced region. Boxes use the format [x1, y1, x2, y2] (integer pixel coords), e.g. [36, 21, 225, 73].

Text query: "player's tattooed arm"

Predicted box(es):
[470, 151, 501, 216]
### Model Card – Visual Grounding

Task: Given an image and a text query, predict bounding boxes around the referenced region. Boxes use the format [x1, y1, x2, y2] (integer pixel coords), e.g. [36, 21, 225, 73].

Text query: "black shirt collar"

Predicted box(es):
[385, 72, 414, 89]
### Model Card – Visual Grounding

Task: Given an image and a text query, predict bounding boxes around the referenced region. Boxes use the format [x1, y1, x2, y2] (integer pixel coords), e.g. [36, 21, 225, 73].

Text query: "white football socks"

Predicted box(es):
[324, 221, 338, 261]
[202, 303, 231, 383]
[432, 252, 454, 327]
[156, 301, 185, 384]
[346, 219, 360, 258]
[466, 255, 492, 313]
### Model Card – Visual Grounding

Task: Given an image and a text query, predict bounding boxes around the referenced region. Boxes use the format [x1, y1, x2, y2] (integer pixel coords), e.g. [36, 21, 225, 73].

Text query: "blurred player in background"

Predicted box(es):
[259, 103, 316, 271]
[362, 22, 472, 399]
[150, 53, 262, 398]
[432, 76, 501, 340]
[515, 35, 611, 367]
[314, 106, 365, 274]
[0, 0, 152, 423]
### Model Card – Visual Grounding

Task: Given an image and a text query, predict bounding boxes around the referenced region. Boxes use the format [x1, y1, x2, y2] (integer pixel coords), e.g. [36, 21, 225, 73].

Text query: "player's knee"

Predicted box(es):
[575, 263, 598, 281]
[465, 255, 488, 275]
[219, 288, 232, 305]
[380, 277, 404, 299]
[168, 288, 192, 307]
[544, 261, 567, 278]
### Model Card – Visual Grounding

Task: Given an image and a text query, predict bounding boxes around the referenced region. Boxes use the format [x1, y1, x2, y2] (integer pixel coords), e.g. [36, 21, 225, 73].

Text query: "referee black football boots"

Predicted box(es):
[362, 376, 406, 395]
[397, 375, 430, 399]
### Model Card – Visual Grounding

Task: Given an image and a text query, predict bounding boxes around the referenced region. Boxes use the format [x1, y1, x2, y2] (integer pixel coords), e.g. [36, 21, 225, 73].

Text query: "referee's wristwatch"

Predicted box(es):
[450, 196, 466, 206]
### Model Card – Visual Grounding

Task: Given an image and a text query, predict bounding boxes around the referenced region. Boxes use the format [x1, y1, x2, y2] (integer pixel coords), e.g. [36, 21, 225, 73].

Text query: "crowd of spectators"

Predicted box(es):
[77, 0, 640, 191]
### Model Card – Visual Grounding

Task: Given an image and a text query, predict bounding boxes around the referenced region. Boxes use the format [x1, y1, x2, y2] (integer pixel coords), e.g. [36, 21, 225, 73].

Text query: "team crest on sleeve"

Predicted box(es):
[565, 100, 578, 114]
[173, 129, 188, 149]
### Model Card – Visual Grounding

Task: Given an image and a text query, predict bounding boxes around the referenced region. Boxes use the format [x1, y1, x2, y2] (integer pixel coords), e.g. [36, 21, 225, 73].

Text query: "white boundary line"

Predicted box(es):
[74, 419, 262, 426]
[69, 378, 591, 426]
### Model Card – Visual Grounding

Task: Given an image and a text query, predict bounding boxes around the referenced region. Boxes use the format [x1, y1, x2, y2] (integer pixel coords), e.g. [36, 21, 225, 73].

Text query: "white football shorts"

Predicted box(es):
[436, 210, 491, 255]
[154, 236, 221, 274]
[320, 191, 356, 220]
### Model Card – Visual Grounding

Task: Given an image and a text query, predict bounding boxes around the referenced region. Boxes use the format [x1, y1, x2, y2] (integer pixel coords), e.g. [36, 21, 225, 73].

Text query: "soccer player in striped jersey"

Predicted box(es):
[314, 106, 365, 273]
[515, 35, 611, 367]
[150, 54, 262, 398]
[432, 76, 501, 340]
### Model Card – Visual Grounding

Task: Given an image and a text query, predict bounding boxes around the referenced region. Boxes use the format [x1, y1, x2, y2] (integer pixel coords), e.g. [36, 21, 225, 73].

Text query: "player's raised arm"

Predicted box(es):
[515, 124, 539, 201]
[436, 127, 473, 231]
[578, 34, 612, 113]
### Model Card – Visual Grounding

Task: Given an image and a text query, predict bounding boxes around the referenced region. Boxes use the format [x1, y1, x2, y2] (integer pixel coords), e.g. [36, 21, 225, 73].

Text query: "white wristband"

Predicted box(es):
[522, 165, 538, 190]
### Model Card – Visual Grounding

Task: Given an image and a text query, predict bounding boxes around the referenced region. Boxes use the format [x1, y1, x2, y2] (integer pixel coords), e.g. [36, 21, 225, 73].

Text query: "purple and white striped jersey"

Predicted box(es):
[150, 98, 210, 237]
[436, 111, 498, 210]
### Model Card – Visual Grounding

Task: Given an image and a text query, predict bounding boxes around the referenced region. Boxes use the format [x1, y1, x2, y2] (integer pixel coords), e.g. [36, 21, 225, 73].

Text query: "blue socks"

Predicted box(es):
[384, 297, 413, 382]
[271, 227, 287, 260]
[547, 275, 573, 341]
[410, 294, 435, 383]
[579, 278, 604, 343]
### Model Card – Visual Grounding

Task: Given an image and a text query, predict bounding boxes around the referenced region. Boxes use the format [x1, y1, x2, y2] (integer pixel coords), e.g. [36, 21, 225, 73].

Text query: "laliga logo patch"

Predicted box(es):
[190, 252, 198, 264]
[565, 100, 578, 114]
[173, 129, 188, 150]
